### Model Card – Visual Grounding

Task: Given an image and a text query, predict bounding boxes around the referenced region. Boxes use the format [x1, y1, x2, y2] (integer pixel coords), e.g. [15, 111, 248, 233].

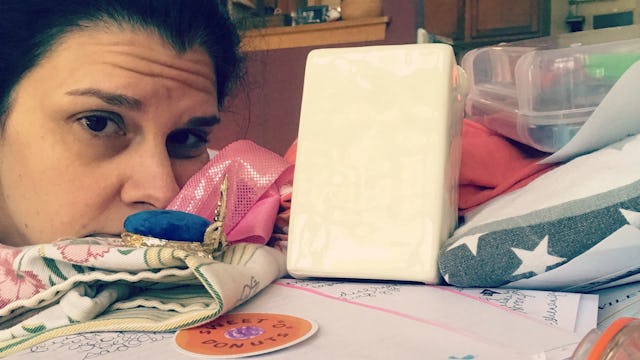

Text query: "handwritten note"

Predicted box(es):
[457, 288, 581, 331]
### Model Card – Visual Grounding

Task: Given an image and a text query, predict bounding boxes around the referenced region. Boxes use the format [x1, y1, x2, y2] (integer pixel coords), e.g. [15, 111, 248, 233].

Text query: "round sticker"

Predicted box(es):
[174, 313, 318, 358]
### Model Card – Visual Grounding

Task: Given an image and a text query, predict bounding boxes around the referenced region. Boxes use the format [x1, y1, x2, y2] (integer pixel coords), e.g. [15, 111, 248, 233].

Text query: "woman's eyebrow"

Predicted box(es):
[66, 87, 219, 126]
[65, 87, 143, 110]
[186, 116, 221, 128]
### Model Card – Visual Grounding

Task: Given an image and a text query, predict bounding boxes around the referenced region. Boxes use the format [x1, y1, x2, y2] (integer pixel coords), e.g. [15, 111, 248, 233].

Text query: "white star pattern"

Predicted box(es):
[620, 208, 640, 228]
[447, 233, 484, 256]
[511, 236, 566, 276]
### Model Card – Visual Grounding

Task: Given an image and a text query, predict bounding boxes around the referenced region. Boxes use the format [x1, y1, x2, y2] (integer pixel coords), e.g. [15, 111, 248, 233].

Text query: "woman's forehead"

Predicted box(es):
[7, 26, 220, 131]
[41, 27, 218, 95]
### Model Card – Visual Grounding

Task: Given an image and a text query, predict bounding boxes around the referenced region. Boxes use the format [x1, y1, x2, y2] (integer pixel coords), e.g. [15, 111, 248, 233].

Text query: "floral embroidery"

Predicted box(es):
[0, 245, 46, 308]
[54, 242, 112, 264]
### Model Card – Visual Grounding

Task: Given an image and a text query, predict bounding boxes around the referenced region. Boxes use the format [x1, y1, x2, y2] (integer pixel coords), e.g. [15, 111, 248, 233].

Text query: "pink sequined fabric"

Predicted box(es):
[167, 140, 293, 244]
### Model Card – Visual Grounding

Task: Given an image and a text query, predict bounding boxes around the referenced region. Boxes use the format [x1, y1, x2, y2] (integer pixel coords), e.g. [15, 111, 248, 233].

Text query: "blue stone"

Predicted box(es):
[124, 210, 211, 242]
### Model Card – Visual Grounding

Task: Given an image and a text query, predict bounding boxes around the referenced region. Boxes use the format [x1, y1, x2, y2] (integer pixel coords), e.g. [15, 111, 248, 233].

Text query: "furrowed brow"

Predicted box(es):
[66, 88, 143, 111]
[186, 115, 221, 128]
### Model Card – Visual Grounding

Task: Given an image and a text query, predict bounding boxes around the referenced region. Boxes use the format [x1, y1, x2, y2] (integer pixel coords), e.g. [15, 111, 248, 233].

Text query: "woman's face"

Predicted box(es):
[0, 28, 220, 246]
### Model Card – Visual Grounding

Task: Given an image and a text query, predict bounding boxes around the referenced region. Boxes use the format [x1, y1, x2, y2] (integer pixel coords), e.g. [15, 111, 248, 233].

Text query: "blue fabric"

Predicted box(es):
[124, 210, 211, 242]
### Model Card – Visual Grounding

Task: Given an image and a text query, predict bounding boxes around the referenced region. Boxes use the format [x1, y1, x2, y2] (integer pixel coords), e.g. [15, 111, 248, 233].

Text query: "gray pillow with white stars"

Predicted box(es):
[439, 133, 640, 291]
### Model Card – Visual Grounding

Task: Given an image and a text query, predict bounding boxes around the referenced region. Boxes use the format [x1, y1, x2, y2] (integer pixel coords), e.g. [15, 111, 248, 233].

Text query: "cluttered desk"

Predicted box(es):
[4, 278, 600, 359]
[2, 25, 640, 360]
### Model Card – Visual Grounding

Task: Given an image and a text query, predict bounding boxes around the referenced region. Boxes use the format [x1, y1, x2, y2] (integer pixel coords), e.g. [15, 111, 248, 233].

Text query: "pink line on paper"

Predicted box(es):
[274, 281, 488, 343]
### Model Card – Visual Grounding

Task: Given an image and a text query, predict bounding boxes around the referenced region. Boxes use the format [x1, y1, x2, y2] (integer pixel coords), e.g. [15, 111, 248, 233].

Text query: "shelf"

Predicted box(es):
[240, 16, 390, 52]
[568, 0, 602, 3]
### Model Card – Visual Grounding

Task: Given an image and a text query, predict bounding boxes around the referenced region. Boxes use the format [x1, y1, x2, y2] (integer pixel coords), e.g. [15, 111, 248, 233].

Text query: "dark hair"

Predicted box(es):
[0, 0, 243, 126]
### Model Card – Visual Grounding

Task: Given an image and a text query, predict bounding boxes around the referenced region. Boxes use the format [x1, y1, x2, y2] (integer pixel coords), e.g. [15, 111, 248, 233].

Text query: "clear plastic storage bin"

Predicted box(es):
[462, 25, 640, 152]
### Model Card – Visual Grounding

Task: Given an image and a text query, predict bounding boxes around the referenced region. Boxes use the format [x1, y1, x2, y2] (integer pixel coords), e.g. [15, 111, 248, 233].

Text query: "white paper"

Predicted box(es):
[542, 61, 640, 164]
[592, 281, 640, 329]
[7, 279, 596, 360]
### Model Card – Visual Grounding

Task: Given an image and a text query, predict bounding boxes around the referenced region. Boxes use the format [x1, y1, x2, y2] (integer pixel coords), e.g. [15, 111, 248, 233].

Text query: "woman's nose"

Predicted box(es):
[120, 147, 180, 209]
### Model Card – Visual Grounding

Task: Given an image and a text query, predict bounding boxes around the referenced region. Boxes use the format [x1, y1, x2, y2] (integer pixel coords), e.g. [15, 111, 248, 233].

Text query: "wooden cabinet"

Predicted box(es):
[424, 0, 550, 56]
[241, 17, 389, 51]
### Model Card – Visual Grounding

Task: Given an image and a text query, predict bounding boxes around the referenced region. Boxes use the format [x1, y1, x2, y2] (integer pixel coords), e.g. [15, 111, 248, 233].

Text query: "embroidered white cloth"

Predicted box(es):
[0, 237, 286, 358]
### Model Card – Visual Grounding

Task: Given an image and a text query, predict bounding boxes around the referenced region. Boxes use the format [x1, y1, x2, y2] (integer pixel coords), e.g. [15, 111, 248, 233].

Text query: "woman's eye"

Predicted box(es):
[78, 113, 125, 136]
[166, 129, 208, 158]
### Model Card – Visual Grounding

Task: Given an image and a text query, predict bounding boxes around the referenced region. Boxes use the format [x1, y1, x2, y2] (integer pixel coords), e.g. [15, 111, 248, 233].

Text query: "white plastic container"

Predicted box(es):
[287, 44, 467, 284]
[462, 25, 640, 152]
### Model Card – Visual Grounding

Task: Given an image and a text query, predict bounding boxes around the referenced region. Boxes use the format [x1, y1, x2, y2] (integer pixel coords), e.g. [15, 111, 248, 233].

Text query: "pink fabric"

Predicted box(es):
[168, 140, 293, 245]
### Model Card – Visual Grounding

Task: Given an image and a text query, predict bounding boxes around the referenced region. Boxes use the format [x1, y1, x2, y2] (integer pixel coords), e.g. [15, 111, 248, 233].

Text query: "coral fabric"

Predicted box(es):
[458, 120, 559, 213]
[168, 140, 294, 245]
